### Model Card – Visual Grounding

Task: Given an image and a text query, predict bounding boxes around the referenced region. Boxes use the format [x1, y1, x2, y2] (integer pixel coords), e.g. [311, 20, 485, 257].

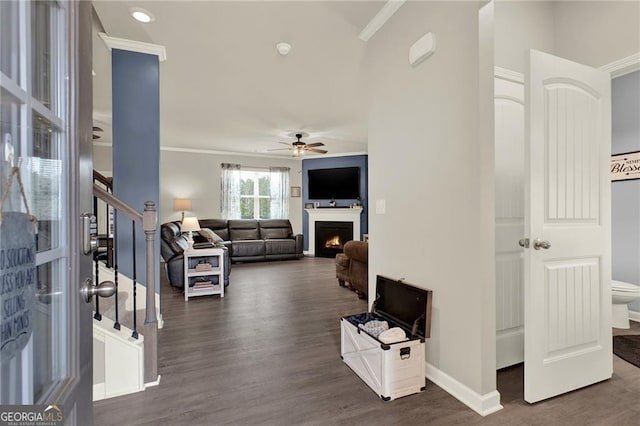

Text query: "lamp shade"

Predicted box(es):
[173, 198, 192, 212]
[181, 216, 201, 232]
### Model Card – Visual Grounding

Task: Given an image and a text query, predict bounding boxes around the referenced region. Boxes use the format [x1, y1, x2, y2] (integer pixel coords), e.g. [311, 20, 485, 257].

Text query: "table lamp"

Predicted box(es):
[174, 198, 192, 221]
[181, 216, 200, 249]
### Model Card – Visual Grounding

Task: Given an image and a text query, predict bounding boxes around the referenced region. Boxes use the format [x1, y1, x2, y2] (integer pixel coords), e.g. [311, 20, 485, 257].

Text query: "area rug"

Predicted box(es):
[613, 335, 640, 368]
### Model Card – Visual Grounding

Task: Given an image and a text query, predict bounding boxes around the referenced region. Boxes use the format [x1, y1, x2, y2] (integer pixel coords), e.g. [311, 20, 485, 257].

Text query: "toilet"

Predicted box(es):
[611, 280, 640, 329]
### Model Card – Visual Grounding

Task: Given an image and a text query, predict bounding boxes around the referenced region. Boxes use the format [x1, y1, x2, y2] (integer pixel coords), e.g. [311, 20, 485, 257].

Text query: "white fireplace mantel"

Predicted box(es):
[305, 207, 363, 256]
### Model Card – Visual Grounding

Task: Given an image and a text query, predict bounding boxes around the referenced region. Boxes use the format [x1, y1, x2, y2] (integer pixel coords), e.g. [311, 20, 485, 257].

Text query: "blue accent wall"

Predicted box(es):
[301, 155, 368, 250]
[112, 49, 160, 292]
[612, 70, 640, 311]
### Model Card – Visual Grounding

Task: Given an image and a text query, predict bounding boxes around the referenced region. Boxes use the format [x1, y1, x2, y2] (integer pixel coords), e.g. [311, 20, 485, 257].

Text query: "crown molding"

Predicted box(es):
[600, 53, 640, 78]
[93, 141, 366, 160]
[494, 66, 524, 84]
[99, 33, 167, 62]
[358, 0, 406, 42]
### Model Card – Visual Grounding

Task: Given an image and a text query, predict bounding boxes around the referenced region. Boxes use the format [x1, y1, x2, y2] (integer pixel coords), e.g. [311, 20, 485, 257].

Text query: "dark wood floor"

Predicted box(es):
[94, 257, 640, 425]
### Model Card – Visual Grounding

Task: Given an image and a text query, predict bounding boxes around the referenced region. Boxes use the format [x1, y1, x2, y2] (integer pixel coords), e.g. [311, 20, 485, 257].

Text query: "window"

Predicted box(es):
[221, 165, 290, 220]
[240, 170, 271, 219]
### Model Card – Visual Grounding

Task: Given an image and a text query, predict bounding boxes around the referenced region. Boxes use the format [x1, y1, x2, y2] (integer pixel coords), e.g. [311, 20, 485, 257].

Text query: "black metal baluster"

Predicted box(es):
[131, 221, 139, 339]
[113, 210, 120, 331]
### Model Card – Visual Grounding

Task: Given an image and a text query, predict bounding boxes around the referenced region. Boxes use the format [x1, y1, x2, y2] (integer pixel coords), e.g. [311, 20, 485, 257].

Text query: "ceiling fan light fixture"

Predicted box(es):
[130, 7, 155, 23]
[276, 42, 291, 56]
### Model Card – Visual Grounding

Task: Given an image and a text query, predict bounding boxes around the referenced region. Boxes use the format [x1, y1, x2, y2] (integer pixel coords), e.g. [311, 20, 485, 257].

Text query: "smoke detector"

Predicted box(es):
[276, 42, 291, 56]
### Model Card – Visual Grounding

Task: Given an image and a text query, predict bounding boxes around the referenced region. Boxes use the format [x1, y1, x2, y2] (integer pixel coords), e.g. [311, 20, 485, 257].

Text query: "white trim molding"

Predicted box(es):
[494, 66, 524, 84]
[600, 52, 640, 78]
[99, 33, 167, 62]
[358, 0, 406, 42]
[426, 362, 503, 416]
[629, 309, 640, 324]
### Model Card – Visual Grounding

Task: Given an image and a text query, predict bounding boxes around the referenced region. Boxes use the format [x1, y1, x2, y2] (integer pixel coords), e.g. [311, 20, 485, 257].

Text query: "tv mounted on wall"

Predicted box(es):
[308, 167, 360, 200]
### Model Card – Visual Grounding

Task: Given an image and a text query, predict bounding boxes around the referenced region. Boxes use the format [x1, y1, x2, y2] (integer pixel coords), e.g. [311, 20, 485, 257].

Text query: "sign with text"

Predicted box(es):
[0, 212, 36, 363]
[611, 151, 640, 182]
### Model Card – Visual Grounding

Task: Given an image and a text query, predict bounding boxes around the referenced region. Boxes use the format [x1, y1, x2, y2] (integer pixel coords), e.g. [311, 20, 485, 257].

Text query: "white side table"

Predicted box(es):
[183, 247, 225, 301]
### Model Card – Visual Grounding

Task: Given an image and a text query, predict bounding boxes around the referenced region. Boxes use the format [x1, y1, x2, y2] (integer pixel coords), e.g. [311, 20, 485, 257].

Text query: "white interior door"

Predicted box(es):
[495, 72, 525, 369]
[524, 50, 612, 403]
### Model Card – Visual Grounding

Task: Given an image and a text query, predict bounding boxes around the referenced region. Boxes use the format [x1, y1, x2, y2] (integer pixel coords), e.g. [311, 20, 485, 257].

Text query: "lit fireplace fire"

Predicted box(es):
[325, 235, 343, 249]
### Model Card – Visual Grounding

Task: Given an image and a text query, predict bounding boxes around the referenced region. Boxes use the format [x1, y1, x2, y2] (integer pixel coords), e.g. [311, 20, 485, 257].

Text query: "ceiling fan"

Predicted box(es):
[269, 133, 328, 157]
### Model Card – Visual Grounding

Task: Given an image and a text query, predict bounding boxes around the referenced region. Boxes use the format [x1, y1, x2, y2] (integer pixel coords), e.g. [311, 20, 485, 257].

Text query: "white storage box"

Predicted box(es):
[341, 275, 433, 401]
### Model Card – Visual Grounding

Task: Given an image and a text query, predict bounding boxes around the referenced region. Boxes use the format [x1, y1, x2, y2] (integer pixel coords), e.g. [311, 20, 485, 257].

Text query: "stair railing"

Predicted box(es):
[92, 181, 159, 384]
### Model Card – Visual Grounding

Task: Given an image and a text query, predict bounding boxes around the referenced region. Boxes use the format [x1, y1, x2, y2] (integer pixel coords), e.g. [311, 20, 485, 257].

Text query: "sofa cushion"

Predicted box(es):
[261, 227, 290, 239]
[231, 240, 265, 257]
[199, 219, 230, 241]
[198, 228, 224, 243]
[259, 219, 292, 239]
[265, 239, 296, 255]
[161, 222, 181, 242]
[228, 220, 260, 240]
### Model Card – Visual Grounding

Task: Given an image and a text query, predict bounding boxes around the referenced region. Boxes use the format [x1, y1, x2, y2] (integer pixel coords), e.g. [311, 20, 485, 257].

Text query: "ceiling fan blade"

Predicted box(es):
[279, 142, 292, 146]
[267, 147, 292, 151]
[306, 148, 328, 154]
[305, 142, 324, 148]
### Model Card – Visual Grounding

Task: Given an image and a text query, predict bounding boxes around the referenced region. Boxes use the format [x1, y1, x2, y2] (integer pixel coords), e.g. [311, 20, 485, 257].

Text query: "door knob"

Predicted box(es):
[518, 238, 530, 248]
[81, 278, 116, 303]
[533, 238, 551, 250]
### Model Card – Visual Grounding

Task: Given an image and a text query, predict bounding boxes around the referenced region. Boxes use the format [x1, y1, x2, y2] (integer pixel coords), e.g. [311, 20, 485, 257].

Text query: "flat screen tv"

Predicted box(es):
[308, 167, 360, 200]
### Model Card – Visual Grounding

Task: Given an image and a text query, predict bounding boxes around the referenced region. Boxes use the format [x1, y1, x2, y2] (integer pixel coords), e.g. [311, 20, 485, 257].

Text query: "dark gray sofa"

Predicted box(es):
[160, 219, 303, 288]
[227, 219, 304, 262]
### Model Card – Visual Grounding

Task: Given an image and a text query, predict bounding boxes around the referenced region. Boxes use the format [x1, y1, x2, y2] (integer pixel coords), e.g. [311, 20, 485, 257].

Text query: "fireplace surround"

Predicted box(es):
[315, 221, 353, 258]
[305, 207, 362, 256]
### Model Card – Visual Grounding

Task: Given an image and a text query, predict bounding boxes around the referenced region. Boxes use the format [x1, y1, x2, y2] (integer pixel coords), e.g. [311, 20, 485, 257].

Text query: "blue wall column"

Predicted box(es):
[112, 49, 160, 292]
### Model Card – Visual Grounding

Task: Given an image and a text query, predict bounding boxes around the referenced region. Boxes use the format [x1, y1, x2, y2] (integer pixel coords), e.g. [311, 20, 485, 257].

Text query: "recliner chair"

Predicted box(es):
[160, 222, 231, 288]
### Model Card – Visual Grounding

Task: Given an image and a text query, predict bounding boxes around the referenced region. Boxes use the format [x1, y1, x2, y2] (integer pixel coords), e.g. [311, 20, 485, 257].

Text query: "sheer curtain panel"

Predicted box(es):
[221, 163, 241, 219]
[269, 167, 290, 219]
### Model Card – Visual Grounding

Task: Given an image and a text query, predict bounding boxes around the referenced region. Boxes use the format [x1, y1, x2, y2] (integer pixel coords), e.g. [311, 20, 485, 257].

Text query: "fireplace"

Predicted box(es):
[315, 221, 353, 258]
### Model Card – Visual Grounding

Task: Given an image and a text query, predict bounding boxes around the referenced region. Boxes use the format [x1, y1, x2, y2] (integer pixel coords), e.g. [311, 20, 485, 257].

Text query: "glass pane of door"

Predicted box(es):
[0, 1, 21, 82]
[0, 0, 68, 407]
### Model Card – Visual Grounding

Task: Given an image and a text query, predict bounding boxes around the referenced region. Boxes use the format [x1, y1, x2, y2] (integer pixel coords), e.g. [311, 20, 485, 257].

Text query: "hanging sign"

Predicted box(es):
[0, 212, 36, 362]
[611, 151, 640, 182]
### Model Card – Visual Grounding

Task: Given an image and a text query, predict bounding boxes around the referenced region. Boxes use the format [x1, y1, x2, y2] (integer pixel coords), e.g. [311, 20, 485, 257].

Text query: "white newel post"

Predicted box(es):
[305, 207, 363, 256]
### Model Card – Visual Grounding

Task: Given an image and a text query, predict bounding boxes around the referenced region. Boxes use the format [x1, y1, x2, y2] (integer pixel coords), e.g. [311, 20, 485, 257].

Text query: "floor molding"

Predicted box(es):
[629, 309, 640, 323]
[426, 362, 503, 416]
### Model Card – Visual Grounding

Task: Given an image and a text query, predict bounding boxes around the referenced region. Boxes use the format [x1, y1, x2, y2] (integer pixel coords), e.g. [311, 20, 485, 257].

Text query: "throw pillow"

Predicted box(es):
[198, 228, 224, 243]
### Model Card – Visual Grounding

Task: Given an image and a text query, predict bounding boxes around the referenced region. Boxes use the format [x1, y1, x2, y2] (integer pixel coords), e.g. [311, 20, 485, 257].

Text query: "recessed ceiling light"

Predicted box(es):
[130, 7, 155, 23]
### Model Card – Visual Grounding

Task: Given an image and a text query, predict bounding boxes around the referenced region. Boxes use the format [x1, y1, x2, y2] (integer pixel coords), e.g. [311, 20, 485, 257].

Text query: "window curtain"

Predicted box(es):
[269, 167, 290, 219]
[220, 163, 241, 219]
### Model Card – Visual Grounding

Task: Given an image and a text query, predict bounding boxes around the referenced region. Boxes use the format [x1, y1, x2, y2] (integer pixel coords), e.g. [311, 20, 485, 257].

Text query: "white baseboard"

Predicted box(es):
[426, 362, 503, 416]
[629, 309, 640, 323]
[145, 374, 161, 388]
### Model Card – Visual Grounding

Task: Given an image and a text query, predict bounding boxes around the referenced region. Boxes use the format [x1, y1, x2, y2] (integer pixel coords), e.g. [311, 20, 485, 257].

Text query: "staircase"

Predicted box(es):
[91, 171, 159, 401]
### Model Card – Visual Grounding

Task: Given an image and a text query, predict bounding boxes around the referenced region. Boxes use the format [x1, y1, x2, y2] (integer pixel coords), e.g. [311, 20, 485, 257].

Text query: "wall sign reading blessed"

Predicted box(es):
[611, 151, 640, 182]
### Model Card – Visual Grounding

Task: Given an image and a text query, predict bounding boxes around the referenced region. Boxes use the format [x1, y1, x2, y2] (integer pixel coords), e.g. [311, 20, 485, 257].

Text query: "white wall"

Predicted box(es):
[494, 1, 556, 73]
[554, 1, 640, 68]
[366, 0, 497, 404]
[92, 146, 303, 233]
[495, 1, 640, 73]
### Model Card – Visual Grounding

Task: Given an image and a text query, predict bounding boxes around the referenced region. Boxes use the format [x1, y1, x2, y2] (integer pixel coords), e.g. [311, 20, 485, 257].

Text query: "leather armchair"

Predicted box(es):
[339, 240, 368, 299]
